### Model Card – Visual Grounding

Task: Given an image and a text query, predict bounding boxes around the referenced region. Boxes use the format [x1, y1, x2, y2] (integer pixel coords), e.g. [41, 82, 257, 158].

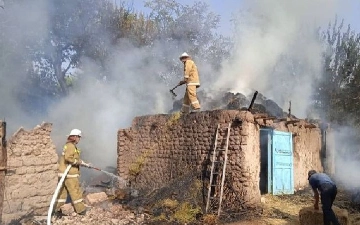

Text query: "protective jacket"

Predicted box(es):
[58, 142, 81, 177]
[183, 59, 200, 87]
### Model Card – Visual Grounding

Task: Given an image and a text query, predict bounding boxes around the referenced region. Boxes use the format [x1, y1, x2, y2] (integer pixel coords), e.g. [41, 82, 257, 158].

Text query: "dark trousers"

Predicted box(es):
[320, 184, 340, 225]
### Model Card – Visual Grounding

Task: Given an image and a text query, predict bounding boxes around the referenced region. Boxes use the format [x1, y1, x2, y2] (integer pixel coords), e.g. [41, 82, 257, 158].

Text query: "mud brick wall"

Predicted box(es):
[1, 123, 58, 224]
[118, 110, 325, 206]
[118, 110, 262, 208]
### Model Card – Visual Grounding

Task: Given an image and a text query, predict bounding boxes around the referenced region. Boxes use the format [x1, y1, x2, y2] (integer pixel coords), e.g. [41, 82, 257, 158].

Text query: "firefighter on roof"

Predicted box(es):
[178, 52, 201, 114]
[55, 129, 90, 216]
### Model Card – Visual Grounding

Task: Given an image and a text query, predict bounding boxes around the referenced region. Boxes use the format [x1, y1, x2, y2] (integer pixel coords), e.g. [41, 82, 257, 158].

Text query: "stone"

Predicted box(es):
[61, 203, 75, 215]
[85, 192, 109, 205]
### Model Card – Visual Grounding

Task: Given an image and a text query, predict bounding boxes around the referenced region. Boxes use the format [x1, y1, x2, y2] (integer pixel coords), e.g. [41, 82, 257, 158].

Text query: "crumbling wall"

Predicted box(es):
[1, 123, 58, 224]
[118, 110, 262, 209]
[0, 121, 6, 223]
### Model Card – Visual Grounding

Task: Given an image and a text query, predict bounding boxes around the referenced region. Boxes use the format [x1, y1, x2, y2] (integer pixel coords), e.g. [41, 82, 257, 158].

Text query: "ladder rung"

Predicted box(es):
[211, 184, 217, 187]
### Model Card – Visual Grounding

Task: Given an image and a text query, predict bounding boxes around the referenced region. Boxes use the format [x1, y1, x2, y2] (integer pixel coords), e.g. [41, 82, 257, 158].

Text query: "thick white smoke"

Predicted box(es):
[47, 43, 175, 168]
[214, 0, 344, 118]
[0, 0, 49, 129]
[328, 126, 360, 191]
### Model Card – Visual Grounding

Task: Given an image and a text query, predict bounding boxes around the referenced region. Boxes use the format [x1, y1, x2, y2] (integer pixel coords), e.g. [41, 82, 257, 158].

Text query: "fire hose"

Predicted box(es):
[47, 164, 72, 225]
[47, 164, 123, 225]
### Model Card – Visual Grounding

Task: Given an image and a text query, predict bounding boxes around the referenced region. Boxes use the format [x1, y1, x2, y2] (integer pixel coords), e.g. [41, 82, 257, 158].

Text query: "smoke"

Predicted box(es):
[214, 0, 344, 118]
[47, 42, 175, 168]
[0, 0, 49, 128]
[328, 126, 360, 191]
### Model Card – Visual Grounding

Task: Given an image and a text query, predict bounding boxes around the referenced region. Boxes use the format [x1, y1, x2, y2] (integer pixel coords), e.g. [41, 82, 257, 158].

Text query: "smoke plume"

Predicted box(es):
[214, 0, 343, 118]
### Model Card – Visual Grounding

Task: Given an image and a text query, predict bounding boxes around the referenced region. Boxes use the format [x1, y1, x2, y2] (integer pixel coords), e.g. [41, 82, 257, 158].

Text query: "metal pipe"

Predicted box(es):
[247, 91, 258, 111]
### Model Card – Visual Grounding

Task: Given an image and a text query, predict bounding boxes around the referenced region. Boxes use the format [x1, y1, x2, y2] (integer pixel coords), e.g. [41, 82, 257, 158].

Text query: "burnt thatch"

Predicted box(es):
[170, 91, 292, 119]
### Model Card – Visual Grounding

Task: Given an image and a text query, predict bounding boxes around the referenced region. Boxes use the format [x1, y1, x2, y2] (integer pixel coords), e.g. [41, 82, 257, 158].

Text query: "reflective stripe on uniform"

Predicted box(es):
[191, 100, 199, 105]
[56, 199, 66, 202]
[73, 198, 83, 204]
[184, 76, 189, 78]
[187, 82, 200, 86]
[58, 173, 79, 178]
[73, 159, 78, 165]
[182, 104, 190, 108]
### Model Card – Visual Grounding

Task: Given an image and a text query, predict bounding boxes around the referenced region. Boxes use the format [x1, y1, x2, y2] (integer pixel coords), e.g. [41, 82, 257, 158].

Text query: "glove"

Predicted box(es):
[178, 80, 186, 86]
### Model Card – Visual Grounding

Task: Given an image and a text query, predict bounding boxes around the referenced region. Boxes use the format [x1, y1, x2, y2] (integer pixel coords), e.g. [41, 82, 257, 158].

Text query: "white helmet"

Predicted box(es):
[179, 52, 190, 59]
[68, 129, 82, 137]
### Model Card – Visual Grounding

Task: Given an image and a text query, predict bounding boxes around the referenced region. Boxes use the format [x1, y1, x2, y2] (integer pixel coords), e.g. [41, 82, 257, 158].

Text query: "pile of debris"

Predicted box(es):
[15, 192, 149, 225]
[171, 90, 290, 118]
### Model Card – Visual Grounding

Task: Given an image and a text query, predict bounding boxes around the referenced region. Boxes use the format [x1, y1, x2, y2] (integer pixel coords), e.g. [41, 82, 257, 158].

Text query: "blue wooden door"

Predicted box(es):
[270, 130, 294, 195]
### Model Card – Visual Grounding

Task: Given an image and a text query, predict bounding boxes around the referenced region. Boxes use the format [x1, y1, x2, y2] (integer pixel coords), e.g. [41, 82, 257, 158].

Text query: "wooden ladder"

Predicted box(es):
[205, 123, 231, 216]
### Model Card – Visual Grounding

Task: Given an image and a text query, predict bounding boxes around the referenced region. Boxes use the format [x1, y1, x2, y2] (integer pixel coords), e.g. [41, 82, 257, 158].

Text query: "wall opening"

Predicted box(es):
[260, 128, 271, 194]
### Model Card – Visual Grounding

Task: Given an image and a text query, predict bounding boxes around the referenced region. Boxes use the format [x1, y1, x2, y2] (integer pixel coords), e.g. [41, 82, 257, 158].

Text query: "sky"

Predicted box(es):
[127, 0, 360, 36]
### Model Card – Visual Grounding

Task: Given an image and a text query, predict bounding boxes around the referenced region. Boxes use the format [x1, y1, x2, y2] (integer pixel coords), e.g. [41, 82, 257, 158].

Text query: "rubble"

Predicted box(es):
[170, 90, 290, 118]
[19, 200, 149, 225]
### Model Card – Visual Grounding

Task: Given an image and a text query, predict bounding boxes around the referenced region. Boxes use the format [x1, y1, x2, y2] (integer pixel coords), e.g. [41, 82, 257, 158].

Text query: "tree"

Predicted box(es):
[144, 0, 231, 83]
[314, 18, 360, 127]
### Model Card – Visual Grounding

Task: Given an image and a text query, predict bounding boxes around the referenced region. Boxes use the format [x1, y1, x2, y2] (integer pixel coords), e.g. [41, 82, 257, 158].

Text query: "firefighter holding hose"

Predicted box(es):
[54, 129, 91, 216]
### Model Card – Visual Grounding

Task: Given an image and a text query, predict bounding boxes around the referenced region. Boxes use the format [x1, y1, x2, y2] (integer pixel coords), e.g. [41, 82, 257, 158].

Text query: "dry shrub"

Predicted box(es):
[162, 198, 179, 210]
[152, 213, 168, 222]
[173, 202, 201, 224]
[299, 206, 349, 225]
[202, 214, 219, 225]
[165, 112, 181, 127]
[128, 149, 153, 177]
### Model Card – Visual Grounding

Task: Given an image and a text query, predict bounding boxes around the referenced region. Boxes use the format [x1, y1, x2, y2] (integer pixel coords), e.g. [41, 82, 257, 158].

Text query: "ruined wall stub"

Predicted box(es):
[117, 110, 324, 208]
[1, 123, 58, 224]
[0, 121, 6, 223]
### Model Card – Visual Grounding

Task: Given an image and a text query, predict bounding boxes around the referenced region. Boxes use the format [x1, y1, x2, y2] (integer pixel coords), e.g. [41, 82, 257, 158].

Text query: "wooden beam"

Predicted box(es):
[304, 124, 317, 129]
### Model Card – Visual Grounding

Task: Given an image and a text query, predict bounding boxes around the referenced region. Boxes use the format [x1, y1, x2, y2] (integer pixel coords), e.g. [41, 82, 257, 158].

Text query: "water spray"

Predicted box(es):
[87, 164, 127, 187]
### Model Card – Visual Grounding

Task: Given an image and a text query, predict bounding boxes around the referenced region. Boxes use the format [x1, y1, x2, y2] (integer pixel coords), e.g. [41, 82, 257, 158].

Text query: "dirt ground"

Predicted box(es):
[226, 188, 360, 225]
